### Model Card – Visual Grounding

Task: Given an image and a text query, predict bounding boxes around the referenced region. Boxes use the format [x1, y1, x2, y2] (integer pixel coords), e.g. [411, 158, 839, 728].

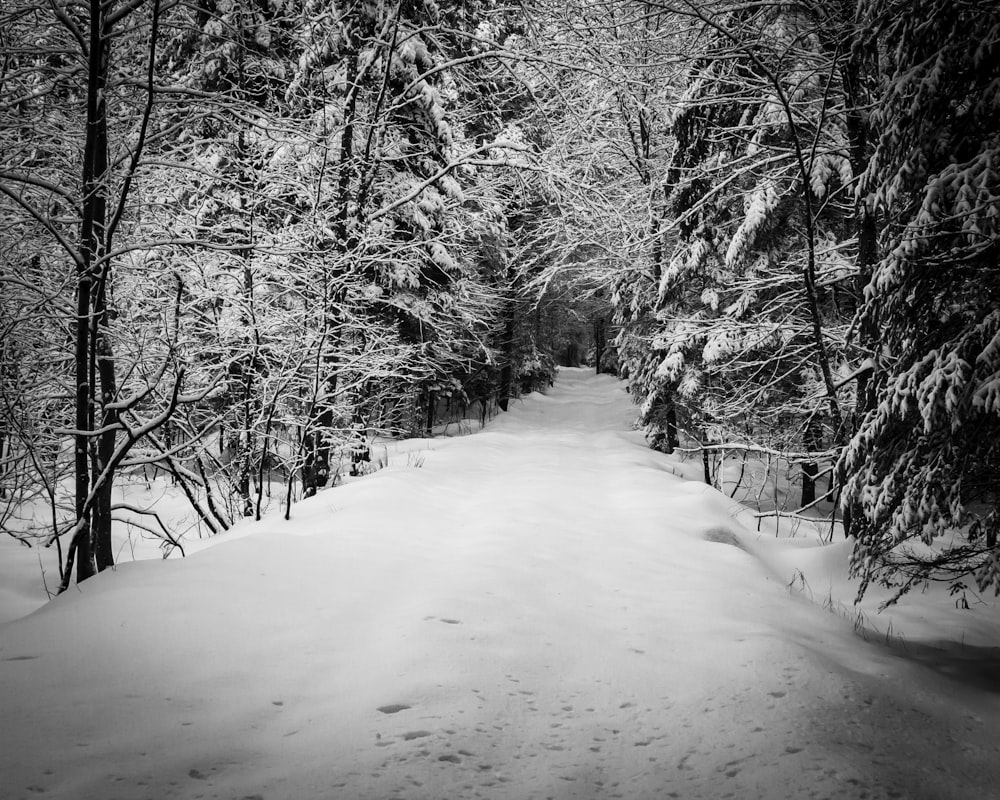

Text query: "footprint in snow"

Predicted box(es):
[377, 703, 412, 714]
[702, 527, 748, 551]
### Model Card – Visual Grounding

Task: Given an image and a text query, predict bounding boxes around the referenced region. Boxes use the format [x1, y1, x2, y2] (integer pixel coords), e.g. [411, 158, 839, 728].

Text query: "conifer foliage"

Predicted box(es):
[616, 1, 863, 505]
[842, 0, 1000, 600]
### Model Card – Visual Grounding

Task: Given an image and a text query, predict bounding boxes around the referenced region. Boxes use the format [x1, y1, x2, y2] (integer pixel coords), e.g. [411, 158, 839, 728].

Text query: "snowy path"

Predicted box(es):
[2, 368, 1000, 799]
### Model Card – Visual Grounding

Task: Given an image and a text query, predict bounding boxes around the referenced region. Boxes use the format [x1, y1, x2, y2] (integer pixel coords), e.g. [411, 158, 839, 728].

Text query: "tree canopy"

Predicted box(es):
[2, 0, 998, 604]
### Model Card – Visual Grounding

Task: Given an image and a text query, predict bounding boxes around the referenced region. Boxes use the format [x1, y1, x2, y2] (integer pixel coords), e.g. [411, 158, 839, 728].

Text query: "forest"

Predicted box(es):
[1, 0, 998, 605]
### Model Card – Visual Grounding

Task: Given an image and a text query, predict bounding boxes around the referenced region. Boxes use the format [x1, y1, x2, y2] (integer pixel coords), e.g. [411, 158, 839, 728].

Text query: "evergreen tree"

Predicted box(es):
[842, 0, 1000, 601]
[619, 2, 865, 509]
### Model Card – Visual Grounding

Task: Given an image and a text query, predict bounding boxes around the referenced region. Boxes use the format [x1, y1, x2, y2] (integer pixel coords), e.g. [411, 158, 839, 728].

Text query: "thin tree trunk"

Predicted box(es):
[0, 428, 7, 500]
[303, 47, 360, 495]
[593, 316, 605, 374]
[94, 330, 118, 572]
[89, 0, 119, 573]
[68, 0, 112, 587]
[839, 34, 878, 538]
[800, 416, 823, 507]
[425, 388, 435, 436]
[665, 399, 679, 453]
[255, 402, 277, 522]
[498, 310, 515, 412]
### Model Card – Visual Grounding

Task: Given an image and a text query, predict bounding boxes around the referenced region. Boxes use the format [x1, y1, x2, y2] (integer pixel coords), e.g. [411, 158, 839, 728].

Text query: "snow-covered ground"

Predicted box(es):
[2, 368, 999, 800]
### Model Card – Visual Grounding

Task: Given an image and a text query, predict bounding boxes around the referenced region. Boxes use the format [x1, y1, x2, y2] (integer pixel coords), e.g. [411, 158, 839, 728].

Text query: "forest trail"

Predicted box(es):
[2, 368, 1000, 800]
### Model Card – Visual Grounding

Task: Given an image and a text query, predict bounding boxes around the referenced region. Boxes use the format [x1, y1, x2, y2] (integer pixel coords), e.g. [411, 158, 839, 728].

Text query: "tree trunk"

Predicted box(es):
[350, 390, 370, 475]
[302, 47, 360, 495]
[237, 259, 257, 516]
[498, 309, 515, 412]
[68, 0, 113, 587]
[840, 40, 878, 539]
[801, 462, 818, 507]
[665, 399, 679, 453]
[593, 315, 606, 374]
[0, 428, 7, 500]
[88, 0, 119, 573]
[302, 381, 335, 497]
[425, 388, 436, 435]
[94, 328, 118, 572]
[302, 43, 361, 497]
[237, 434, 253, 517]
[800, 417, 823, 507]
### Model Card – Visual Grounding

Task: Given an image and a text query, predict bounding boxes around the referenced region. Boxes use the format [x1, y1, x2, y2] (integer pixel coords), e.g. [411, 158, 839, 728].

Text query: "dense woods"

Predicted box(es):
[2, 0, 998, 605]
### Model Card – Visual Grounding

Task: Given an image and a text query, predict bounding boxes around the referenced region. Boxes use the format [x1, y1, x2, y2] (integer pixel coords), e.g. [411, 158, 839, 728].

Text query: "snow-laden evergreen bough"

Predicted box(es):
[616, 2, 863, 507]
[842, 0, 1000, 603]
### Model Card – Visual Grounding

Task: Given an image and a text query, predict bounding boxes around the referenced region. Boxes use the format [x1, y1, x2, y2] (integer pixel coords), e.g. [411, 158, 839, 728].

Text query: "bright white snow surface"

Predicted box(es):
[3, 368, 1000, 800]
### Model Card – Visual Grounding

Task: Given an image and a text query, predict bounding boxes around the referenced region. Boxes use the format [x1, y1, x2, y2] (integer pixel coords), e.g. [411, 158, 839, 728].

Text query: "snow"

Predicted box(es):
[3, 368, 1000, 800]
[0, 538, 54, 624]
